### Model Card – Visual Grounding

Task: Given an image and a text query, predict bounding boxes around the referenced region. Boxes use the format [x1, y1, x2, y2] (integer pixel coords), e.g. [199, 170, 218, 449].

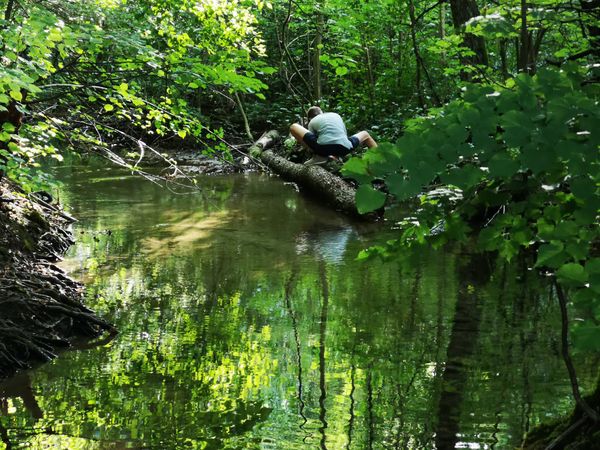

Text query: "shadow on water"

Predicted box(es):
[0, 165, 595, 449]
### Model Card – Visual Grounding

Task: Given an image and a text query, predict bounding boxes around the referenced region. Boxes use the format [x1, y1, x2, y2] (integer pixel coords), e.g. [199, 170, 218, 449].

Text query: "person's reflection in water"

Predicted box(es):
[295, 225, 354, 264]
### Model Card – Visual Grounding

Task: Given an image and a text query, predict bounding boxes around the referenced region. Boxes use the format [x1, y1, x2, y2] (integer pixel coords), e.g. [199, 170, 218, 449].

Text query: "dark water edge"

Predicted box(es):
[0, 164, 595, 449]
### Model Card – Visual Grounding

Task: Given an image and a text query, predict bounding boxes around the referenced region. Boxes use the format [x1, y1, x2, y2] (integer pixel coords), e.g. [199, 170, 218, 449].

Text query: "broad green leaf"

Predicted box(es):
[2, 123, 16, 133]
[535, 241, 566, 268]
[556, 263, 588, 287]
[9, 90, 22, 101]
[355, 185, 386, 214]
[585, 258, 600, 274]
[441, 165, 484, 189]
[386, 174, 421, 201]
[341, 157, 372, 184]
[520, 144, 556, 174]
[488, 152, 519, 178]
[572, 326, 600, 352]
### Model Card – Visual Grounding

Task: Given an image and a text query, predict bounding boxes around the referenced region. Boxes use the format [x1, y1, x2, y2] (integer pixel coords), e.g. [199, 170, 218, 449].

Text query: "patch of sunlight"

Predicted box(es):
[28, 434, 119, 449]
[94, 0, 121, 9]
[87, 176, 139, 183]
[142, 210, 230, 257]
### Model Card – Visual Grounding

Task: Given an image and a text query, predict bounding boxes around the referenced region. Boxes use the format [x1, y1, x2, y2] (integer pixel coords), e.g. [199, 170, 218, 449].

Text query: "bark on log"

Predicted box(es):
[250, 130, 363, 218]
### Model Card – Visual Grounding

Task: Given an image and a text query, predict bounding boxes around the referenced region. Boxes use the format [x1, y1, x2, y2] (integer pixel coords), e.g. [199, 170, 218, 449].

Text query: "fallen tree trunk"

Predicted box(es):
[249, 130, 362, 217]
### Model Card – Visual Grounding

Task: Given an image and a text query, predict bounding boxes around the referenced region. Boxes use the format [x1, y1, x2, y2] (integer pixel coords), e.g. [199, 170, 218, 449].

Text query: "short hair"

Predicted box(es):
[307, 106, 323, 121]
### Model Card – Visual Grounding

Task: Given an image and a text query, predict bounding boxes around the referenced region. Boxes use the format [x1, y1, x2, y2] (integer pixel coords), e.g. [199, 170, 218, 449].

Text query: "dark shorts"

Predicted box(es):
[303, 132, 359, 157]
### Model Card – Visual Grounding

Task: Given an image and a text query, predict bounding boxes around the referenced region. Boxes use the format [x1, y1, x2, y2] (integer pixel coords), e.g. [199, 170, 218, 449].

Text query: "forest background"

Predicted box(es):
[0, 0, 599, 439]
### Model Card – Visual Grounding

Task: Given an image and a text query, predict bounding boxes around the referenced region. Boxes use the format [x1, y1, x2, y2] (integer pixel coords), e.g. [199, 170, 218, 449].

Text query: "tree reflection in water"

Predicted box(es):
[0, 167, 593, 449]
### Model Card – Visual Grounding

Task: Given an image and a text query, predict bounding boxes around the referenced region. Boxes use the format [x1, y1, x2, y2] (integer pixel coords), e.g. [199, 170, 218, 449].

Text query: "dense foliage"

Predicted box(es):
[347, 64, 599, 350]
[0, 0, 272, 189]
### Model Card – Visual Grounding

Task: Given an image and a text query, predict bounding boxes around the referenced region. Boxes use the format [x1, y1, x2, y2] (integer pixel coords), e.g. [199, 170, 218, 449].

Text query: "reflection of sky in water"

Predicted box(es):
[295, 226, 353, 264]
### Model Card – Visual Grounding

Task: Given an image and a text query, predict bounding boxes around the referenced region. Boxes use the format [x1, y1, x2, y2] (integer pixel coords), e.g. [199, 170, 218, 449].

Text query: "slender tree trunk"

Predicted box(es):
[449, 0, 488, 79]
[408, 0, 425, 109]
[280, 0, 313, 103]
[313, 9, 324, 103]
[234, 92, 253, 141]
[4, 0, 14, 21]
[439, 2, 447, 64]
[518, 0, 534, 74]
[499, 39, 509, 80]
[318, 261, 329, 450]
[346, 364, 356, 449]
[555, 283, 600, 422]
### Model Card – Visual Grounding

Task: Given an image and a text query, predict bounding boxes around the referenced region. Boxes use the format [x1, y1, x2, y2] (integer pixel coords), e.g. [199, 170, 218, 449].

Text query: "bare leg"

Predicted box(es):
[290, 123, 310, 147]
[352, 130, 378, 148]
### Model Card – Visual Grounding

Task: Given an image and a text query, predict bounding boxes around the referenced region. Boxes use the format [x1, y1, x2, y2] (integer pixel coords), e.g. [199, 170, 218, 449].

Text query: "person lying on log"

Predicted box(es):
[290, 106, 377, 166]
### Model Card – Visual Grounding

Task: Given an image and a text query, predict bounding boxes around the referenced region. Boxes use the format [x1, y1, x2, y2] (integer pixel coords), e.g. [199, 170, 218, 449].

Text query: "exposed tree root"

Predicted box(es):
[522, 379, 600, 449]
[0, 179, 115, 380]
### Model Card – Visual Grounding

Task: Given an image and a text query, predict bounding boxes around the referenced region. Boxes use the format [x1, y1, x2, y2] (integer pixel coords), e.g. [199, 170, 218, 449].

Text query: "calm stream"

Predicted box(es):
[1, 163, 595, 449]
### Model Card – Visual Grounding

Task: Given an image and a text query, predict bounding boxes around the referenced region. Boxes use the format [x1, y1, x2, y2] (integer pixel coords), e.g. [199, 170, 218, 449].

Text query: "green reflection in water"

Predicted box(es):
[0, 165, 594, 449]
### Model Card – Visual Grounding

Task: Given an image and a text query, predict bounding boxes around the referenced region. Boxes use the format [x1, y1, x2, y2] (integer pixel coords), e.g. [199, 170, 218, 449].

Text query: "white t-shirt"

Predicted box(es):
[308, 113, 352, 149]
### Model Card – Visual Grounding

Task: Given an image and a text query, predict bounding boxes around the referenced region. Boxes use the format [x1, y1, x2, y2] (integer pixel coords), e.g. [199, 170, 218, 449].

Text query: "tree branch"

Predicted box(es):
[555, 282, 600, 423]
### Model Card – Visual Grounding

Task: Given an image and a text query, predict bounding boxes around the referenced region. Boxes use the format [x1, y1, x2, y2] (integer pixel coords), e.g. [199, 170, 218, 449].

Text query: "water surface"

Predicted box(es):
[0, 164, 593, 449]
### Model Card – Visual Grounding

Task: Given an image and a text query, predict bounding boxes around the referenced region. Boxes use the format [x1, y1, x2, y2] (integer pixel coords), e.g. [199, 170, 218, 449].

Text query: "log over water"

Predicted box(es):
[249, 130, 362, 218]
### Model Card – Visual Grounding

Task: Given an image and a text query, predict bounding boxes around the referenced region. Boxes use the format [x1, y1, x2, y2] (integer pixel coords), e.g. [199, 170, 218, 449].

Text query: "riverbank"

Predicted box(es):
[0, 178, 114, 379]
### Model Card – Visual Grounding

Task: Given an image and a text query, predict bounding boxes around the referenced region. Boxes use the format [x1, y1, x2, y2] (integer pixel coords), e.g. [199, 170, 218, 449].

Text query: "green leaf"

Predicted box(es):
[2, 123, 16, 133]
[566, 241, 589, 261]
[386, 174, 421, 201]
[556, 263, 588, 287]
[458, 105, 480, 127]
[535, 241, 566, 268]
[499, 238, 519, 261]
[520, 144, 556, 174]
[335, 66, 348, 76]
[572, 326, 600, 352]
[355, 185, 386, 214]
[570, 176, 596, 202]
[488, 152, 519, 178]
[341, 157, 372, 184]
[104, 104, 114, 112]
[500, 110, 531, 147]
[178, 130, 187, 139]
[554, 220, 578, 240]
[444, 123, 468, 147]
[9, 90, 22, 101]
[441, 165, 484, 189]
[585, 258, 600, 274]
